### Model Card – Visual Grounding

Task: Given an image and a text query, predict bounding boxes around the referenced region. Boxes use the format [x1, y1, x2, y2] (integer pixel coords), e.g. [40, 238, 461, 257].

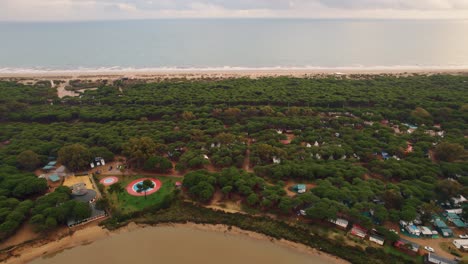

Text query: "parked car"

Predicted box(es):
[458, 234, 468, 239]
[424, 246, 435, 253]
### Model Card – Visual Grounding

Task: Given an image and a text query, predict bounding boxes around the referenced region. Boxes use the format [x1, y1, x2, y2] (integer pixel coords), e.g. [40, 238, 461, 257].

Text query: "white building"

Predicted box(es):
[418, 226, 433, 237]
[452, 195, 467, 205]
[453, 239, 468, 251]
[405, 225, 421, 236]
[329, 218, 349, 229]
[272, 157, 281, 164]
[446, 208, 463, 214]
[369, 234, 385, 246]
[425, 253, 458, 264]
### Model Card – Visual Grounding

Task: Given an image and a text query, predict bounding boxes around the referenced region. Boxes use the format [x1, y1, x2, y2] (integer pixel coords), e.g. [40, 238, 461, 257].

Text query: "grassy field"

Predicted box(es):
[383, 246, 423, 263]
[104, 175, 178, 214]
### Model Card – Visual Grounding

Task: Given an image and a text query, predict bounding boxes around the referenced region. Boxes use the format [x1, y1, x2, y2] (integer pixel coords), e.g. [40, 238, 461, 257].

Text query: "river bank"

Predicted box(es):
[2, 222, 348, 264]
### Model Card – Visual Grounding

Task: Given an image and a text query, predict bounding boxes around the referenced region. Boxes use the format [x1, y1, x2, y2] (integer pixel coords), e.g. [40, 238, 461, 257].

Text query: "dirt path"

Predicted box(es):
[280, 133, 296, 145]
[428, 150, 437, 163]
[56, 80, 78, 98]
[242, 138, 253, 173]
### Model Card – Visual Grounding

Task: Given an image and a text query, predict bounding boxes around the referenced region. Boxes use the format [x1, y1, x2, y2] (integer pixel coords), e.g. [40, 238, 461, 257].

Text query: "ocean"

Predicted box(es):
[1, 19, 468, 73]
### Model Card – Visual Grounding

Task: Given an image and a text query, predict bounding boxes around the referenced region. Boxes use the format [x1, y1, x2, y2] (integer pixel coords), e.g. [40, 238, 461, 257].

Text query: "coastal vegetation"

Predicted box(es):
[0, 75, 466, 262]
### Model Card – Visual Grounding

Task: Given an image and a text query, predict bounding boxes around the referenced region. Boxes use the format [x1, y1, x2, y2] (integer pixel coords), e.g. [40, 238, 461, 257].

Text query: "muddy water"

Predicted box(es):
[31, 226, 339, 264]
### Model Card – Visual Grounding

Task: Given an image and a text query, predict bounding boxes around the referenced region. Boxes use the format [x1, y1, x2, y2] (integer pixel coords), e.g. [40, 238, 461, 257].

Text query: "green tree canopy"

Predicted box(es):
[16, 150, 41, 171]
[143, 156, 173, 173]
[122, 137, 157, 168]
[136, 179, 155, 199]
[58, 144, 92, 172]
[434, 142, 465, 162]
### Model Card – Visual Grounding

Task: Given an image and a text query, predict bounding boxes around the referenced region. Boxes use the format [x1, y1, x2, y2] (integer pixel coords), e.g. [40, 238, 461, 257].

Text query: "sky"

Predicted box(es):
[1, 0, 468, 21]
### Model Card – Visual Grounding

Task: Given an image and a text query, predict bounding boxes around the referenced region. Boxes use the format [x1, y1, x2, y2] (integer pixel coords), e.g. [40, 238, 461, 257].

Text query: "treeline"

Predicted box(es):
[1, 76, 467, 126]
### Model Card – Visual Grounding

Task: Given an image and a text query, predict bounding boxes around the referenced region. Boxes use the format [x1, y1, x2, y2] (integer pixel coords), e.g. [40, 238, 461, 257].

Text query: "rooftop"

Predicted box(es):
[67, 203, 105, 227]
[48, 174, 60, 182]
[71, 189, 97, 203]
[434, 219, 448, 228]
[426, 253, 458, 264]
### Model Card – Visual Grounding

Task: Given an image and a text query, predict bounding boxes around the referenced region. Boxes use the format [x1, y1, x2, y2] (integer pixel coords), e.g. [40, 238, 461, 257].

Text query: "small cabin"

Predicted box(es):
[293, 184, 307, 194]
[350, 224, 367, 239]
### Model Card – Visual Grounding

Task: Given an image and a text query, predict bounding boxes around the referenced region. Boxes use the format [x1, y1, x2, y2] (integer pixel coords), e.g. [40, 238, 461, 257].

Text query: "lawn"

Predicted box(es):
[104, 175, 179, 214]
[383, 246, 423, 263]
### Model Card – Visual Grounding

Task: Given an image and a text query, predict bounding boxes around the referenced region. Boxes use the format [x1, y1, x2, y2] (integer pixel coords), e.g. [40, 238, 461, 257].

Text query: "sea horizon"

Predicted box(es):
[1, 19, 468, 73]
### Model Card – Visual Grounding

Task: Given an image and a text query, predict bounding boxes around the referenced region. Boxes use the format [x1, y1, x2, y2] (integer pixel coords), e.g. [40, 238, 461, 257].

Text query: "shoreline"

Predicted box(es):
[1, 68, 468, 79]
[1, 222, 349, 264]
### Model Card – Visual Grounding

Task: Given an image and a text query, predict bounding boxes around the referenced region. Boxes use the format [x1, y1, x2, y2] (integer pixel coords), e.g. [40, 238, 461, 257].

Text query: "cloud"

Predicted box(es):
[0, 0, 467, 21]
[315, 0, 468, 10]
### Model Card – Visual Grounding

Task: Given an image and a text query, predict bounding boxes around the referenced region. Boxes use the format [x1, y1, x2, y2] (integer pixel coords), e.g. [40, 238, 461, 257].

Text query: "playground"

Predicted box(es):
[126, 178, 161, 196]
[99, 176, 119, 186]
[63, 174, 94, 190]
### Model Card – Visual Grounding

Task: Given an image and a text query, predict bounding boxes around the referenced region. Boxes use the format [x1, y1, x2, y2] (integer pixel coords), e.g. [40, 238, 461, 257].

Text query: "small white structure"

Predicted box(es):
[203, 154, 209, 160]
[452, 195, 467, 205]
[453, 239, 468, 251]
[329, 218, 349, 229]
[90, 157, 105, 168]
[55, 165, 68, 177]
[315, 154, 321, 160]
[306, 143, 312, 148]
[425, 253, 458, 264]
[405, 225, 421, 236]
[272, 157, 281, 164]
[369, 234, 385, 246]
[276, 129, 283, 134]
[419, 226, 433, 236]
[314, 141, 319, 147]
[446, 208, 463, 214]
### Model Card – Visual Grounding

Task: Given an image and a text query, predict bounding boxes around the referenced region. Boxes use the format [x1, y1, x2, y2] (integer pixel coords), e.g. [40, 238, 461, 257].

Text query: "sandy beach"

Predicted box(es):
[0, 222, 348, 264]
[1, 68, 468, 81]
